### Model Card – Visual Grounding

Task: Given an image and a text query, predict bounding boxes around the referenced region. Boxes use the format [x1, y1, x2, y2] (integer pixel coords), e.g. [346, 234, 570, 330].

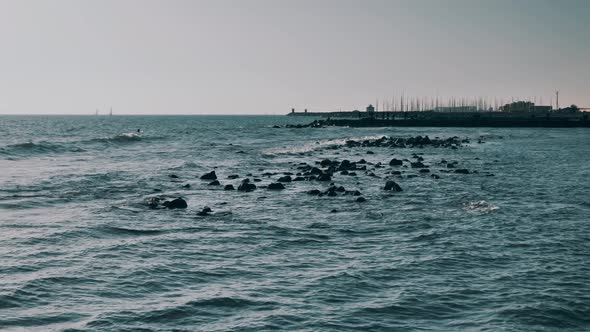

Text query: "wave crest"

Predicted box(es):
[0, 141, 85, 157]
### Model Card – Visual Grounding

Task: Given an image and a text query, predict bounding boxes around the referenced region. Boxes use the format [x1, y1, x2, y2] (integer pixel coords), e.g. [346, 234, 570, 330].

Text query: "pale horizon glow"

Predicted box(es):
[0, 0, 588, 115]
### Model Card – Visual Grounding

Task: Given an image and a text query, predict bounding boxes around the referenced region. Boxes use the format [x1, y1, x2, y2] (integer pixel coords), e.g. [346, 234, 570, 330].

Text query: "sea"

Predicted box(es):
[1, 115, 589, 332]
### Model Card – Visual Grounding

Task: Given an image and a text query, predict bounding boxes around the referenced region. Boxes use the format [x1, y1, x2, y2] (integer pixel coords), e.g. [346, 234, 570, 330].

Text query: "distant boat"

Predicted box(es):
[109, 108, 113, 116]
[95, 109, 99, 116]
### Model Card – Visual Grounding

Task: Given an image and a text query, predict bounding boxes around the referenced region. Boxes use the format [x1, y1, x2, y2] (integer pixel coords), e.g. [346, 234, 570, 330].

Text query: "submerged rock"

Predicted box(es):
[384, 181, 403, 192]
[307, 189, 322, 195]
[410, 162, 427, 168]
[224, 184, 235, 190]
[197, 206, 212, 216]
[277, 175, 292, 182]
[208, 180, 220, 186]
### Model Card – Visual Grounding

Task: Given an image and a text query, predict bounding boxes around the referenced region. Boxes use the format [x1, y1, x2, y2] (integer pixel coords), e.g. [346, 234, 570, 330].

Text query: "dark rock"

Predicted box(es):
[410, 162, 427, 168]
[227, 174, 239, 179]
[419, 169, 430, 173]
[238, 182, 257, 192]
[200, 171, 217, 180]
[277, 175, 292, 183]
[208, 180, 220, 186]
[224, 184, 235, 190]
[366, 151, 374, 154]
[169, 174, 179, 179]
[317, 174, 332, 182]
[320, 159, 333, 167]
[384, 181, 403, 192]
[356, 197, 366, 202]
[389, 158, 403, 166]
[338, 160, 353, 171]
[268, 183, 286, 190]
[293, 177, 305, 181]
[454, 169, 470, 174]
[431, 174, 440, 179]
[182, 184, 191, 188]
[253, 179, 262, 182]
[327, 191, 338, 197]
[307, 189, 322, 195]
[310, 167, 323, 175]
[197, 206, 212, 216]
[340, 170, 349, 175]
[330, 209, 338, 213]
[165, 198, 188, 209]
[358, 159, 367, 164]
[335, 186, 346, 192]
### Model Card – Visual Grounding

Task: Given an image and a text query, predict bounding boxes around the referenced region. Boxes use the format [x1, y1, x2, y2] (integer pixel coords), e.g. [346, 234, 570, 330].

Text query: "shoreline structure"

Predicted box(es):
[287, 100, 590, 127]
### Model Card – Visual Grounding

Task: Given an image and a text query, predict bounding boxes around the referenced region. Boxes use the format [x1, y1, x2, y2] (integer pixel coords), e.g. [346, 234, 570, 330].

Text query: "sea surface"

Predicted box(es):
[1, 115, 589, 332]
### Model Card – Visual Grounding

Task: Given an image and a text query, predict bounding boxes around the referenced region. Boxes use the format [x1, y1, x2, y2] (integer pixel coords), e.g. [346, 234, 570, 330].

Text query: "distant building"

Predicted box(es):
[434, 106, 477, 112]
[500, 101, 552, 113]
[555, 105, 580, 113]
[366, 104, 375, 113]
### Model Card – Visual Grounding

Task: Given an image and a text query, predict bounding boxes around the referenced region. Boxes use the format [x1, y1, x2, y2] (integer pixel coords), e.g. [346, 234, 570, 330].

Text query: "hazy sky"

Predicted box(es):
[0, 0, 588, 114]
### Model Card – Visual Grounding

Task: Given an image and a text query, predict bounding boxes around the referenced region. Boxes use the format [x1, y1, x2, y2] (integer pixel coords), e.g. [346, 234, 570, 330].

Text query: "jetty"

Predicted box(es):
[287, 102, 590, 128]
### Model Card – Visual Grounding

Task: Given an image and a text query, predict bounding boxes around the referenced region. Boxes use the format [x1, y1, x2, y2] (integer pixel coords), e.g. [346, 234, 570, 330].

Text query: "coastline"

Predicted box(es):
[287, 111, 590, 128]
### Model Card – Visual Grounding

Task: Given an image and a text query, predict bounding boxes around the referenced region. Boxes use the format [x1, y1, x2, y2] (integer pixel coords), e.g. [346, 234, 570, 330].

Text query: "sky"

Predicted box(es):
[0, 0, 588, 114]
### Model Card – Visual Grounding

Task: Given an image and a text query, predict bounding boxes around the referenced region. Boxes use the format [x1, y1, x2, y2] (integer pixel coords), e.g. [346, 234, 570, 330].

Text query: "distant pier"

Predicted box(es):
[287, 102, 589, 127]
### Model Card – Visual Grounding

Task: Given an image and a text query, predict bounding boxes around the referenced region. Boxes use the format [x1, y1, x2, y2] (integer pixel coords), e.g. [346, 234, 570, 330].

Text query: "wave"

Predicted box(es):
[463, 200, 499, 214]
[0, 141, 86, 158]
[86, 132, 144, 144]
[262, 135, 386, 156]
[0, 133, 167, 158]
[98, 226, 167, 237]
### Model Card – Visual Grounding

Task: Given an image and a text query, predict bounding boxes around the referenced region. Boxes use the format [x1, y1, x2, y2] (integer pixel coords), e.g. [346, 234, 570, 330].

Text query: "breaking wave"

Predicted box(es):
[262, 135, 386, 156]
[0, 141, 86, 157]
[463, 200, 499, 214]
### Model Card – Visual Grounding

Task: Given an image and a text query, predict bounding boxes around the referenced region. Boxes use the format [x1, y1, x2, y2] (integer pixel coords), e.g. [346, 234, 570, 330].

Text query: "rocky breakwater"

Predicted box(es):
[141, 134, 495, 217]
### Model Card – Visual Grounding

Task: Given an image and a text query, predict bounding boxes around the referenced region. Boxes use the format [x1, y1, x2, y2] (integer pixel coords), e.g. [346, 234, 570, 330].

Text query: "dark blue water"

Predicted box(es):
[1, 115, 589, 331]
